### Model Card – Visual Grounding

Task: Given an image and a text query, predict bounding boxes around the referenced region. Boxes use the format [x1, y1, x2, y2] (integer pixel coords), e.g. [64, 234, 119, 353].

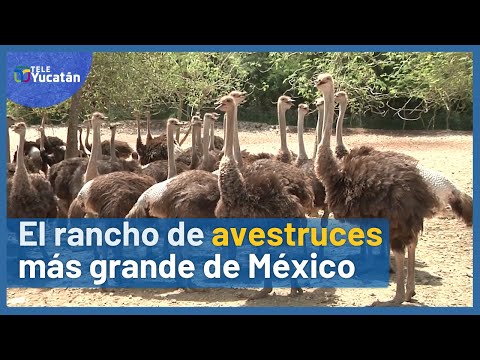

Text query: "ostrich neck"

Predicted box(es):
[190, 125, 199, 169]
[136, 116, 142, 141]
[202, 117, 211, 157]
[219, 103, 247, 204]
[209, 122, 215, 151]
[95, 123, 102, 159]
[221, 115, 227, 152]
[233, 105, 243, 168]
[85, 123, 91, 149]
[167, 124, 177, 179]
[278, 105, 289, 153]
[110, 128, 117, 162]
[297, 112, 308, 160]
[39, 129, 45, 151]
[224, 106, 235, 159]
[40, 125, 48, 150]
[315, 83, 342, 195]
[336, 102, 346, 148]
[15, 131, 28, 180]
[319, 89, 335, 148]
[147, 114, 152, 139]
[85, 122, 101, 182]
[314, 107, 324, 155]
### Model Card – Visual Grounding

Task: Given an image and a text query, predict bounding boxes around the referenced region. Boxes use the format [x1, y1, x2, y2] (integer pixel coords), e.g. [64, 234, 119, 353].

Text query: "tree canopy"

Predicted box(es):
[7, 51, 472, 131]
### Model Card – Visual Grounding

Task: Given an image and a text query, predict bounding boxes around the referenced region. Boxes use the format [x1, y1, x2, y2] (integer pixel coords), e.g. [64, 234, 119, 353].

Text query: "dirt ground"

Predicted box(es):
[6, 121, 473, 308]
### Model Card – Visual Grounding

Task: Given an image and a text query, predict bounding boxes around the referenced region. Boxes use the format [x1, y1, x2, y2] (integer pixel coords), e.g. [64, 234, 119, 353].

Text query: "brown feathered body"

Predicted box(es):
[141, 160, 189, 183]
[242, 158, 314, 214]
[316, 145, 440, 252]
[48, 155, 140, 216]
[215, 157, 305, 218]
[126, 170, 220, 218]
[82, 172, 156, 218]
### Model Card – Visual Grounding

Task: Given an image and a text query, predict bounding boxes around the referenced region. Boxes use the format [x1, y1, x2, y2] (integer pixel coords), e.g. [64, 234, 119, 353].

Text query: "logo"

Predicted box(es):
[7, 52, 93, 108]
[13, 66, 31, 83]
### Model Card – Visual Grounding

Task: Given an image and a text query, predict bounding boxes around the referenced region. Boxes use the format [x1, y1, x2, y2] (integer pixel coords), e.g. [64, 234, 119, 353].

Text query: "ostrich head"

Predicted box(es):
[204, 112, 220, 122]
[84, 112, 107, 126]
[313, 97, 325, 109]
[229, 90, 248, 105]
[314, 73, 334, 94]
[298, 103, 310, 117]
[167, 118, 181, 128]
[11, 121, 27, 135]
[277, 95, 295, 111]
[91, 112, 108, 124]
[191, 117, 203, 128]
[334, 91, 348, 105]
[215, 95, 235, 112]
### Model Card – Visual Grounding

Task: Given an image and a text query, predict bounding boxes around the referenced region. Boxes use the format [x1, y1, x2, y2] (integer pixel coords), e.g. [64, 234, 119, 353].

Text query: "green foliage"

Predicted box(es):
[6, 51, 473, 131]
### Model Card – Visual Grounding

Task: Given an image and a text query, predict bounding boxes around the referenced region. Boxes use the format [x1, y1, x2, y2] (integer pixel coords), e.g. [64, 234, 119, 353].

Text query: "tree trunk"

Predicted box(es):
[65, 88, 82, 159]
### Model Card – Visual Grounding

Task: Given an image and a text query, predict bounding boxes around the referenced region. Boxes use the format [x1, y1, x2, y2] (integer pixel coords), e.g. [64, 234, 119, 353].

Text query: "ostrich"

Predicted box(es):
[134, 109, 146, 161]
[198, 113, 221, 172]
[66, 113, 111, 218]
[239, 98, 315, 215]
[335, 90, 473, 226]
[84, 119, 101, 160]
[209, 115, 224, 151]
[220, 91, 246, 155]
[7, 122, 57, 218]
[70, 170, 156, 218]
[139, 117, 183, 166]
[126, 118, 219, 219]
[145, 110, 155, 145]
[107, 123, 142, 173]
[30, 114, 67, 165]
[216, 90, 273, 167]
[214, 94, 306, 299]
[275, 95, 297, 163]
[294, 103, 311, 167]
[294, 103, 328, 218]
[314, 73, 443, 305]
[174, 115, 204, 168]
[84, 117, 135, 159]
[11, 116, 44, 173]
[141, 118, 201, 183]
[50, 112, 126, 217]
[312, 97, 324, 159]
[36, 125, 55, 175]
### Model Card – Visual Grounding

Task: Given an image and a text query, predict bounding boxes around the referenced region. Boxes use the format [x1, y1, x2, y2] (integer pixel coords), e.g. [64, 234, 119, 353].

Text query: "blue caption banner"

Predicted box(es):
[6, 218, 390, 288]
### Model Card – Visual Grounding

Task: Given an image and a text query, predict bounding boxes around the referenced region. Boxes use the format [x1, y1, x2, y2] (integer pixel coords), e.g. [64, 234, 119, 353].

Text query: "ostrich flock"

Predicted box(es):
[6, 74, 473, 305]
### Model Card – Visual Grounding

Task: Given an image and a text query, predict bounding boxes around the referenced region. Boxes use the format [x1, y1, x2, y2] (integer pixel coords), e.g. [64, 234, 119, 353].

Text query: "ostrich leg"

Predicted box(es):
[392, 249, 406, 304]
[406, 241, 417, 301]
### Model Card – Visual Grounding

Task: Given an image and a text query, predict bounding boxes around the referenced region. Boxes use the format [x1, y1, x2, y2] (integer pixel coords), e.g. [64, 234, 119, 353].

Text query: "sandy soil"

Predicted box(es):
[6, 122, 473, 308]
